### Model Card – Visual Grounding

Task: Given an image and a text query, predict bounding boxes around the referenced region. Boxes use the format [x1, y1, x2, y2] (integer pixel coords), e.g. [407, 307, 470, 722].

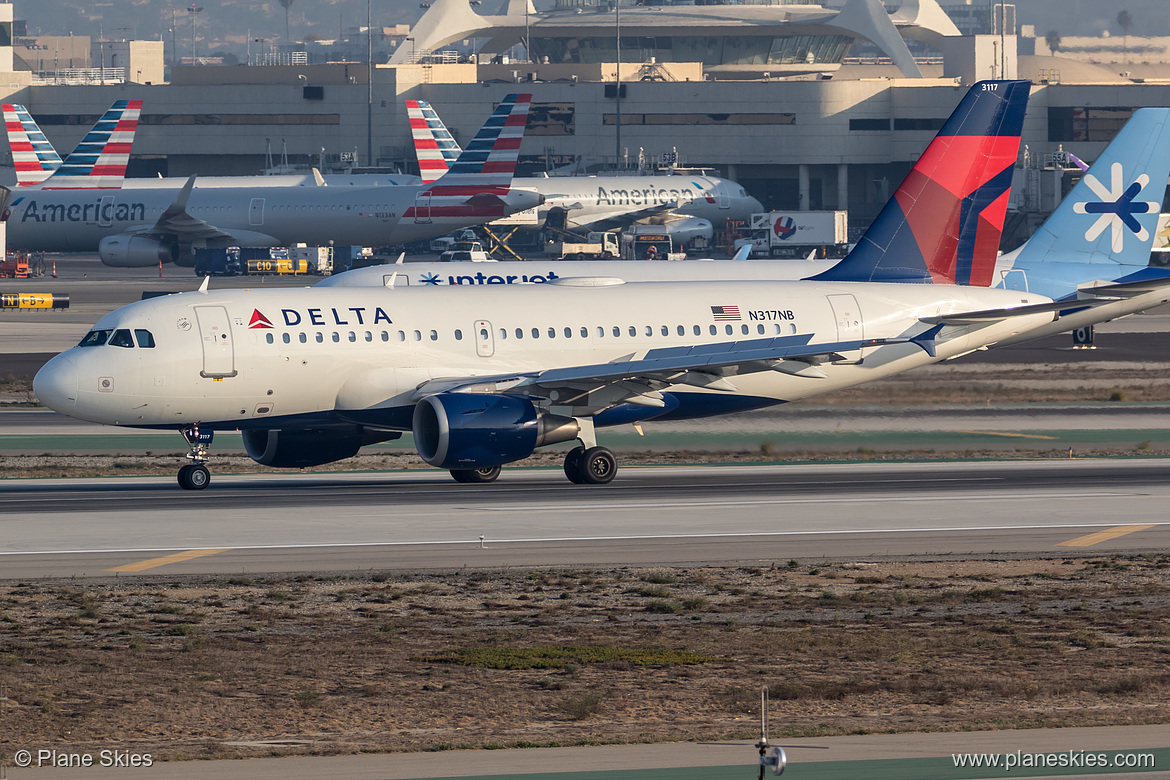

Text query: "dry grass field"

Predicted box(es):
[2, 558, 1169, 762]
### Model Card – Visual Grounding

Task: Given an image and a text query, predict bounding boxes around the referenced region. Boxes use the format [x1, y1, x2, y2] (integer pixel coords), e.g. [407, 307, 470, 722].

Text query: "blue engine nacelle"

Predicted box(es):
[243, 425, 400, 468]
[412, 393, 579, 470]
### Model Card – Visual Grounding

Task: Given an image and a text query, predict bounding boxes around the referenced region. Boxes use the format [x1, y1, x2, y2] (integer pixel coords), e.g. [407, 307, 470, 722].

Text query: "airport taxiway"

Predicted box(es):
[2, 460, 1168, 579]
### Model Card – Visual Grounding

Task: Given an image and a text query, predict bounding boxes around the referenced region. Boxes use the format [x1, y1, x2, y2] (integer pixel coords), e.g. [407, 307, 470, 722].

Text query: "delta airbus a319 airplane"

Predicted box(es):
[37, 80, 1074, 490]
[1, 95, 541, 266]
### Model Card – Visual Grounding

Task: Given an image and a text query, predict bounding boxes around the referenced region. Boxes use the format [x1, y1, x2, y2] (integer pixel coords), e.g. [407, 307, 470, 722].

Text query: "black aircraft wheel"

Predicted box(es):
[177, 464, 192, 489]
[581, 446, 617, 485]
[563, 447, 586, 484]
[450, 466, 501, 484]
[186, 464, 211, 490]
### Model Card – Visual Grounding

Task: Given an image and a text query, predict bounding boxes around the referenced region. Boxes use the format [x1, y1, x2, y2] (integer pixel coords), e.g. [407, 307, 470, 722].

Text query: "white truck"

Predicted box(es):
[544, 231, 620, 260]
[439, 241, 491, 262]
[735, 210, 848, 258]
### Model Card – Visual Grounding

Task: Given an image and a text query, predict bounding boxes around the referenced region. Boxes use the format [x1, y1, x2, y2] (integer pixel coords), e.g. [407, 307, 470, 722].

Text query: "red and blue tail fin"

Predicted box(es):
[428, 93, 530, 193]
[812, 80, 1030, 286]
[406, 99, 463, 184]
[40, 99, 142, 190]
[3, 103, 63, 186]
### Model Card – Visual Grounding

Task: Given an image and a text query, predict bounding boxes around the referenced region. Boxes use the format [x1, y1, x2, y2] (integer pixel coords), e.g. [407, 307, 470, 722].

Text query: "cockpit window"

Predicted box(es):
[109, 329, 135, 348]
[134, 329, 156, 348]
[78, 329, 112, 347]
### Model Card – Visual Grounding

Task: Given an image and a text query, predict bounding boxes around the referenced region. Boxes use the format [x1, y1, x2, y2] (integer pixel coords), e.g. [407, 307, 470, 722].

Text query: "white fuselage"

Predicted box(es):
[3, 183, 541, 253]
[321, 257, 839, 289]
[530, 174, 761, 229]
[94, 173, 423, 189]
[35, 281, 1054, 434]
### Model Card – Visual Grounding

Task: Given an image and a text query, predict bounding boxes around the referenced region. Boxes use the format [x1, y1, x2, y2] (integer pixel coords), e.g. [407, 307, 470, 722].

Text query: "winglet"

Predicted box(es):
[312, 168, 326, 186]
[730, 244, 752, 261]
[810, 80, 1030, 286]
[198, 273, 210, 293]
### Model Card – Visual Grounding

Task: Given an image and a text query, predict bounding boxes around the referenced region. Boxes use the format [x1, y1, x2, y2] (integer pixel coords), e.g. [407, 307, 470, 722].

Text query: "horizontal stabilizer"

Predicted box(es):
[921, 299, 1084, 325]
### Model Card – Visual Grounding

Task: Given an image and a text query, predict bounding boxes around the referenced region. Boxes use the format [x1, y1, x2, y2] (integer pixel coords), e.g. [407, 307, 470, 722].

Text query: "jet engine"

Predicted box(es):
[242, 425, 399, 468]
[98, 236, 179, 267]
[412, 393, 579, 470]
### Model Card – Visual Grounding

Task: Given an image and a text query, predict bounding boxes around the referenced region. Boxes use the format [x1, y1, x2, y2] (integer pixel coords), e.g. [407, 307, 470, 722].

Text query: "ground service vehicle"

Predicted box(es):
[544, 232, 620, 260]
[736, 211, 849, 258]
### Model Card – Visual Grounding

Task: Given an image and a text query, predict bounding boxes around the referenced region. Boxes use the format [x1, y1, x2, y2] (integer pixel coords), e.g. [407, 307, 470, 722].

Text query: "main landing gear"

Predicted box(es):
[562, 417, 617, 485]
[563, 445, 617, 485]
[177, 425, 213, 490]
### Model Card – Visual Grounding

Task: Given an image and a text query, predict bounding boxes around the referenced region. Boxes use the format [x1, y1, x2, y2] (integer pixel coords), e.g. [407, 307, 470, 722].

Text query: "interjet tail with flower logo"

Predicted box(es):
[993, 108, 1170, 301]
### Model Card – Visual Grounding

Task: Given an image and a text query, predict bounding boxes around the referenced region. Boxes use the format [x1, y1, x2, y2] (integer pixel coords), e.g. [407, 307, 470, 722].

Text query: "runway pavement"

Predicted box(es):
[6, 721, 1169, 779]
[2, 460, 1168, 579]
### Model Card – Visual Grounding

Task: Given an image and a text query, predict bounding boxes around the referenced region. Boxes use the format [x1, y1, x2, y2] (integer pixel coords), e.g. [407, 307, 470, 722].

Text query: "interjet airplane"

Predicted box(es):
[0, 95, 542, 265]
[406, 98, 762, 231]
[37, 80, 1077, 489]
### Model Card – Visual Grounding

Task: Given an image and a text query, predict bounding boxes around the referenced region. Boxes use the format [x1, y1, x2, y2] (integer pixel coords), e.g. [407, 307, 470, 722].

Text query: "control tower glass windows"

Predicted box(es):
[532, 34, 851, 67]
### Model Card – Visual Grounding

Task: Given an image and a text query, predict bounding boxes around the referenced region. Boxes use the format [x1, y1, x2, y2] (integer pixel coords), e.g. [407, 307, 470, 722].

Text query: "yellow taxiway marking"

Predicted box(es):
[105, 549, 229, 572]
[1057, 525, 1157, 548]
[951, 430, 1058, 440]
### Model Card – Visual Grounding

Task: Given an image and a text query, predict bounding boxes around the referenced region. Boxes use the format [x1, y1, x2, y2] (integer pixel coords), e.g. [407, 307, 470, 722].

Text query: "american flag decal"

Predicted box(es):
[711, 305, 741, 321]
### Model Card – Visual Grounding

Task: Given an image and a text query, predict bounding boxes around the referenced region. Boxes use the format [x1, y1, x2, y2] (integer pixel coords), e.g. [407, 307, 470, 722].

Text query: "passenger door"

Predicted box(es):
[194, 305, 237, 378]
[414, 191, 432, 224]
[249, 198, 265, 226]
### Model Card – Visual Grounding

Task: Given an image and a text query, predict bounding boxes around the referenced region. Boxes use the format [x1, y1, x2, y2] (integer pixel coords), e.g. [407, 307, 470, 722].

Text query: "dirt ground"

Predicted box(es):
[2, 557, 1169, 763]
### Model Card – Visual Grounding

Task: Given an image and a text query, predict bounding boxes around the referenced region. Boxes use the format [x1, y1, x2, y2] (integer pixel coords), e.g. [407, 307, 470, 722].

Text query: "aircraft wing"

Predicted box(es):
[413, 331, 929, 413]
[129, 176, 235, 243]
[566, 200, 680, 232]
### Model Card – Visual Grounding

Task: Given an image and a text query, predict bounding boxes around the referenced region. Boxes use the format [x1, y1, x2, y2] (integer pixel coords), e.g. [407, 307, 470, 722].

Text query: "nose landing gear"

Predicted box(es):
[178, 426, 213, 490]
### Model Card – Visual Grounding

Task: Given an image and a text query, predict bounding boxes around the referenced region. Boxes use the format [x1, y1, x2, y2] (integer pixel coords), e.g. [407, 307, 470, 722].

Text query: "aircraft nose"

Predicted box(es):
[33, 352, 79, 411]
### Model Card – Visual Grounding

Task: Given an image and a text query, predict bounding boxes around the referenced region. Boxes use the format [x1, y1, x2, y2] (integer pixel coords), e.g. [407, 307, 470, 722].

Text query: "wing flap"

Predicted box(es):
[412, 331, 921, 414]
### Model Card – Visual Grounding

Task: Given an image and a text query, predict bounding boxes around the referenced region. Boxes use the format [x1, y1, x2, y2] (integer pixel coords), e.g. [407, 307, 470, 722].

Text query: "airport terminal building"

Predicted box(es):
[2, 0, 1170, 243]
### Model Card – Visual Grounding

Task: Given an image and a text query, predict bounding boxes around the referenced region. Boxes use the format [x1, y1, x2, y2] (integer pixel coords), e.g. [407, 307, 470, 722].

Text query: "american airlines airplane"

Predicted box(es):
[1, 95, 542, 265]
[38, 80, 1089, 490]
[2, 101, 420, 189]
[406, 98, 762, 230]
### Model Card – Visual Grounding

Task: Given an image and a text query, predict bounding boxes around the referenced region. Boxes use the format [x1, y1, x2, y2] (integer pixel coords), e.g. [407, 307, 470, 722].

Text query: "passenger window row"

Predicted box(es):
[260, 322, 795, 346]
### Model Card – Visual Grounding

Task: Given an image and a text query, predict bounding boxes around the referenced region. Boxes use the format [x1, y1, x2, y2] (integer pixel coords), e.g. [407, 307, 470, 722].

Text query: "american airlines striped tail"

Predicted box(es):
[812, 80, 1030, 286]
[406, 99, 462, 184]
[404, 94, 533, 221]
[2, 103, 63, 186]
[429, 93, 530, 192]
[40, 100, 143, 190]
